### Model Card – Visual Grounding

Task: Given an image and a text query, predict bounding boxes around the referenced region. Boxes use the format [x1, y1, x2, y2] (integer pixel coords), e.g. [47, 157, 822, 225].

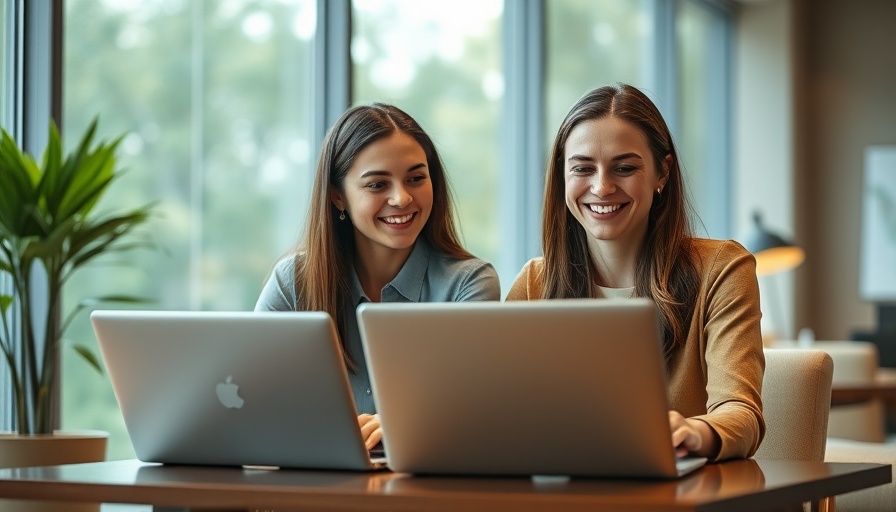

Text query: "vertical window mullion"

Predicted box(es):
[2, 0, 60, 432]
[500, 0, 544, 288]
[2, 0, 21, 135]
[646, 0, 679, 133]
[23, 0, 61, 154]
[312, 0, 351, 153]
[703, 2, 732, 237]
[677, 0, 734, 238]
[0, 0, 15, 433]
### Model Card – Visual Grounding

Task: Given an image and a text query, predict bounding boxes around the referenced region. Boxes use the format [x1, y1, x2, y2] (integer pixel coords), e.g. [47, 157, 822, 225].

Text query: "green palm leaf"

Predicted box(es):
[0, 117, 158, 434]
[71, 344, 104, 375]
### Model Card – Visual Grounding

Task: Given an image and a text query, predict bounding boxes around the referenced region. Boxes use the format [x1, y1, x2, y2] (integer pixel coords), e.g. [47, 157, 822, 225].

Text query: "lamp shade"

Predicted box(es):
[743, 212, 805, 276]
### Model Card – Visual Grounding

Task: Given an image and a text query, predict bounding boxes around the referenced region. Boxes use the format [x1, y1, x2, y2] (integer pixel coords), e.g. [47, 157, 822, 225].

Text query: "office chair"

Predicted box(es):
[754, 349, 833, 512]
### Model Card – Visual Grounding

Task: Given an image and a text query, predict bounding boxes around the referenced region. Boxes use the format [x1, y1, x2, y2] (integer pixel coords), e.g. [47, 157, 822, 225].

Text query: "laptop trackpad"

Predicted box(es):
[676, 456, 708, 476]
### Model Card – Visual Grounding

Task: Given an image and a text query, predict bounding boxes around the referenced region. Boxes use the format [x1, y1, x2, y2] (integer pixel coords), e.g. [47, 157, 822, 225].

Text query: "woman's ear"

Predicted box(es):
[329, 186, 345, 212]
[659, 154, 672, 190]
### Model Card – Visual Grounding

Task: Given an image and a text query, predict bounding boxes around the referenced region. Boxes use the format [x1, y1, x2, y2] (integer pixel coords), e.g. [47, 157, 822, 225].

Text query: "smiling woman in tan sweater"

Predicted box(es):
[506, 83, 764, 462]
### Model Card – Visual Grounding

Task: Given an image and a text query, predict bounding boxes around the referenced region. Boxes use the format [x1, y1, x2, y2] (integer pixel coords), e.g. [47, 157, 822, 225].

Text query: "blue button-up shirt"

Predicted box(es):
[255, 239, 501, 413]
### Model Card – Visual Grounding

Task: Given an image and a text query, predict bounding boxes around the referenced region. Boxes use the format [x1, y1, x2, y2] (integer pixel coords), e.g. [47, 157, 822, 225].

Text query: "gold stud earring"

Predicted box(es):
[339, 210, 346, 221]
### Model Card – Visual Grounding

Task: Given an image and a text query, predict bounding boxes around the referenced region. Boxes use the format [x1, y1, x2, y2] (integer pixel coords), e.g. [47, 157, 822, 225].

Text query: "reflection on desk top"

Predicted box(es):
[0, 458, 890, 512]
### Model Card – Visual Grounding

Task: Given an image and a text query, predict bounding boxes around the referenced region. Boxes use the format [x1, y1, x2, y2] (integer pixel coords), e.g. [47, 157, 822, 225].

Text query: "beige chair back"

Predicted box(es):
[754, 348, 833, 461]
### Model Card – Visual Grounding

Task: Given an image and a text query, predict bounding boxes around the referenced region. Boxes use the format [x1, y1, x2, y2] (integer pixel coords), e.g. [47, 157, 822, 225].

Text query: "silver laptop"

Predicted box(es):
[357, 299, 707, 478]
[91, 310, 386, 471]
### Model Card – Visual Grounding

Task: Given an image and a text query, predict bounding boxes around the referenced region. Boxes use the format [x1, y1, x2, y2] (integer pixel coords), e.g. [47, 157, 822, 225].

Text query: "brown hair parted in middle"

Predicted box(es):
[541, 83, 699, 357]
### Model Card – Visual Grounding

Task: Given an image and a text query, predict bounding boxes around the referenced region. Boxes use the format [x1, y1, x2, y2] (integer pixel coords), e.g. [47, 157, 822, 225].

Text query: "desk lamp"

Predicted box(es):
[743, 212, 805, 277]
[743, 211, 805, 344]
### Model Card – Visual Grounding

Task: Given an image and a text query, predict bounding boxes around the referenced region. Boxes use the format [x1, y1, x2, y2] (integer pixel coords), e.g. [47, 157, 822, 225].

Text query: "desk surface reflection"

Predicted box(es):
[0, 458, 890, 512]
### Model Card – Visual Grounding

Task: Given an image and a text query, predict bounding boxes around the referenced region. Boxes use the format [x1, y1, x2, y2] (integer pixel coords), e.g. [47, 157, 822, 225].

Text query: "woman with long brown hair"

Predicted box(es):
[257, 103, 500, 450]
[507, 83, 764, 461]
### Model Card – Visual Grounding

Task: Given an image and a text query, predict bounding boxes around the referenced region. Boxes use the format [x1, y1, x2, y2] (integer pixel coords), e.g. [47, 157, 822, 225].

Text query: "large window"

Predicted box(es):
[0, 0, 734, 458]
[546, 0, 648, 135]
[352, 0, 503, 268]
[62, 0, 315, 460]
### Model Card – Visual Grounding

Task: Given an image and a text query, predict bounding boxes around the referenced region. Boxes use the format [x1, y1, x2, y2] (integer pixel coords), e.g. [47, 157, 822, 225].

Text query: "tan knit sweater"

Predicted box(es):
[506, 238, 765, 461]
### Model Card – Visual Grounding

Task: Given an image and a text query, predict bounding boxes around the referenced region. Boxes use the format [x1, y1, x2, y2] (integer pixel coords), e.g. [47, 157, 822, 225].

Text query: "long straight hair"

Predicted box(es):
[294, 103, 471, 370]
[542, 84, 699, 357]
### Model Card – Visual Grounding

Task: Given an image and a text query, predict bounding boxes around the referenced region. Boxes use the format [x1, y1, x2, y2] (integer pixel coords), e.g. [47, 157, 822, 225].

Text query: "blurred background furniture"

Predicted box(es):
[818, 341, 896, 512]
[817, 341, 888, 443]
[771, 340, 896, 511]
[774, 340, 896, 442]
[825, 439, 896, 512]
[851, 304, 896, 368]
[755, 349, 833, 512]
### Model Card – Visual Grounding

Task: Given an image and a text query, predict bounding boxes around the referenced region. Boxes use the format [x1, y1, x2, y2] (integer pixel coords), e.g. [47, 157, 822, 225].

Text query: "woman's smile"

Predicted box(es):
[379, 211, 418, 228]
[586, 202, 627, 216]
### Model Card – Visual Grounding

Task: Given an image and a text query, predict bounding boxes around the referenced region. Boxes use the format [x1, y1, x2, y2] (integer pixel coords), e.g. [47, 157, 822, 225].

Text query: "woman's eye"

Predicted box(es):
[569, 166, 592, 174]
[615, 165, 637, 174]
[366, 181, 387, 190]
[408, 175, 428, 184]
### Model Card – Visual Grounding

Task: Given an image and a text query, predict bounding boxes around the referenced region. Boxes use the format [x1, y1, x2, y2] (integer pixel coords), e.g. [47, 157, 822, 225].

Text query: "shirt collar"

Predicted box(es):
[349, 238, 431, 305]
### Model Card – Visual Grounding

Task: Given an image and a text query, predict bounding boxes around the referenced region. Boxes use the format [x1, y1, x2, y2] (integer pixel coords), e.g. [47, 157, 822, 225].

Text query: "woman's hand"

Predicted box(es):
[357, 413, 382, 450]
[669, 410, 719, 459]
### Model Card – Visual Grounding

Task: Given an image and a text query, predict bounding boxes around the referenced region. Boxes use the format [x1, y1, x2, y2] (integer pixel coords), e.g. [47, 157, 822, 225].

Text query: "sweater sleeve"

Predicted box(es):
[691, 241, 766, 461]
[505, 258, 544, 301]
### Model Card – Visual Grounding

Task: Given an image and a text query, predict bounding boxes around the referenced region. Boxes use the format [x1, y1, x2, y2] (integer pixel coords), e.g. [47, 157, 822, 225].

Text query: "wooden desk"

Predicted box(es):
[830, 367, 896, 406]
[0, 458, 890, 512]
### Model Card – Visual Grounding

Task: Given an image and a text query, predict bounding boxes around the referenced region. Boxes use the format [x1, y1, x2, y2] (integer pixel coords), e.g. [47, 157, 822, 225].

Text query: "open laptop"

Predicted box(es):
[91, 310, 386, 471]
[356, 299, 707, 479]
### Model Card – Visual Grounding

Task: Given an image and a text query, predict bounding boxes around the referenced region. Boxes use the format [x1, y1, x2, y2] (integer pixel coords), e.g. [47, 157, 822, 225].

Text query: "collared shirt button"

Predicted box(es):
[366, 388, 372, 395]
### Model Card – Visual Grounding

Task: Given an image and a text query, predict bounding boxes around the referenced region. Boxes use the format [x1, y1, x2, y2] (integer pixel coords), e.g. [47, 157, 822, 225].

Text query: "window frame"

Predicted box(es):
[1, 0, 63, 431]
[499, 0, 546, 287]
[680, 0, 734, 239]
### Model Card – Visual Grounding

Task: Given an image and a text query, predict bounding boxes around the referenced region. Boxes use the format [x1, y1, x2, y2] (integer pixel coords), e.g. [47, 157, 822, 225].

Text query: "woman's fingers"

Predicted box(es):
[358, 414, 382, 450]
[364, 427, 383, 450]
[669, 410, 702, 456]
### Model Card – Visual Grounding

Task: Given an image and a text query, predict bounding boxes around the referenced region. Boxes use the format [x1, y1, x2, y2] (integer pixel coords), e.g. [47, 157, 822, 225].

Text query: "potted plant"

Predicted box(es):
[0, 118, 154, 467]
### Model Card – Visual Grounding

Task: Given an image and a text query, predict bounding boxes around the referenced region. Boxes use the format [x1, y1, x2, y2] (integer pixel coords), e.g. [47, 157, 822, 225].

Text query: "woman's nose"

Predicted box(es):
[389, 186, 412, 208]
[590, 171, 615, 197]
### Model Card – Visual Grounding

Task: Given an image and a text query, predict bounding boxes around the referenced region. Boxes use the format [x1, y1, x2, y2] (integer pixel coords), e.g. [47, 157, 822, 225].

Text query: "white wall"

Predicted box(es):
[734, 0, 799, 341]
[735, 0, 896, 341]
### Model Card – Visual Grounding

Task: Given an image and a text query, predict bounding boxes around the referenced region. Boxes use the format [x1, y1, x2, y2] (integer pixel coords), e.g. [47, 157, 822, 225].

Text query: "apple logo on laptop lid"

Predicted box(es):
[216, 375, 245, 409]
